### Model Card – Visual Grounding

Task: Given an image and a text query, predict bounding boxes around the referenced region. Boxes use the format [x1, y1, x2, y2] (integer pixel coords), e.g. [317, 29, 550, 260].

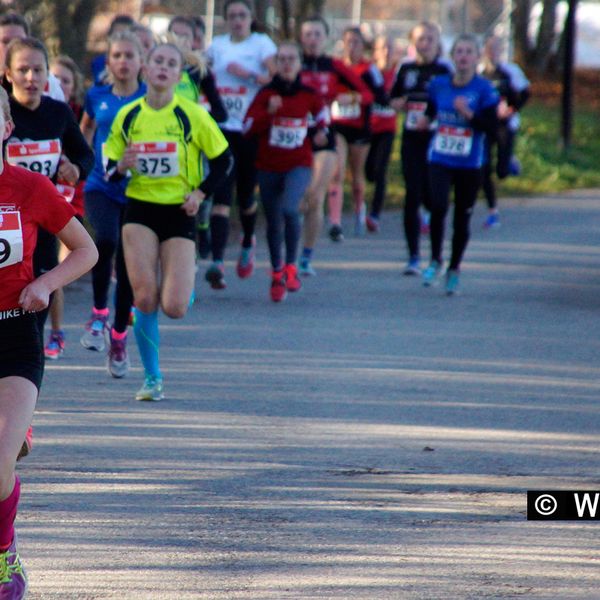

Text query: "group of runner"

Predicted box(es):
[0, 6, 531, 595]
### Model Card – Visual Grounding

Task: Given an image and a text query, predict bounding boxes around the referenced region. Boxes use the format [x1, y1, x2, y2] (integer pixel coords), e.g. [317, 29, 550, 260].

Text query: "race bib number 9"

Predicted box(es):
[131, 142, 179, 178]
[6, 139, 62, 177]
[331, 100, 361, 121]
[405, 101, 427, 130]
[0, 211, 24, 269]
[269, 117, 308, 150]
[219, 86, 250, 122]
[433, 125, 473, 157]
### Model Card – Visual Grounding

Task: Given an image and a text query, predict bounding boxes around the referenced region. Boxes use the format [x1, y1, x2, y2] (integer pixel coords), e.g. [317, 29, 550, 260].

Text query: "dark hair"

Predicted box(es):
[301, 14, 329, 37]
[51, 54, 84, 103]
[168, 15, 195, 35]
[191, 16, 206, 36]
[108, 14, 135, 36]
[224, 0, 253, 18]
[5, 36, 49, 69]
[343, 26, 365, 44]
[0, 12, 29, 35]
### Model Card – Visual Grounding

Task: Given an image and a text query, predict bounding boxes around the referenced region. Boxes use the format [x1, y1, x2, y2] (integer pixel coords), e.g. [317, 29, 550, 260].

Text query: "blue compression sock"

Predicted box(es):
[133, 308, 161, 379]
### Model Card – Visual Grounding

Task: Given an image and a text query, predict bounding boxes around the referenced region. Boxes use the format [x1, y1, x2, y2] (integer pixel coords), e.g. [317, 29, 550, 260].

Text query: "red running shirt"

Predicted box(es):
[0, 163, 75, 310]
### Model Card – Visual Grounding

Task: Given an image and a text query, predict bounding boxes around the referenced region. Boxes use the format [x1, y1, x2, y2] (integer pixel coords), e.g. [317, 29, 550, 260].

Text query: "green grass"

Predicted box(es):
[373, 100, 600, 207]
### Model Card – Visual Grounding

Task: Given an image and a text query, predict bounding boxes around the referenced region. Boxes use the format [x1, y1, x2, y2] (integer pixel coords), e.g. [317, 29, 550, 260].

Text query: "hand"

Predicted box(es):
[57, 156, 80, 185]
[313, 129, 328, 147]
[181, 189, 205, 216]
[226, 62, 250, 80]
[18, 279, 52, 312]
[497, 100, 513, 119]
[118, 144, 138, 174]
[415, 115, 430, 131]
[267, 95, 282, 114]
[390, 97, 407, 112]
[453, 96, 473, 119]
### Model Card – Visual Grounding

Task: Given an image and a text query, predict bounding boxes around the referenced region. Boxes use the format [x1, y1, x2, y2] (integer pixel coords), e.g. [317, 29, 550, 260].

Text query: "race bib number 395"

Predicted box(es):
[6, 139, 62, 177]
[269, 117, 308, 150]
[0, 211, 24, 269]
[433, 125, 473, 157]
[131, 142, 179, 178]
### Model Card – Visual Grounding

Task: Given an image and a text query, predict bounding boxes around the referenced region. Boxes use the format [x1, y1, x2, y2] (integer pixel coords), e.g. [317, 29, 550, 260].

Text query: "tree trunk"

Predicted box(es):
[512, 0, 533, 65]
[532, 0, 559, 73]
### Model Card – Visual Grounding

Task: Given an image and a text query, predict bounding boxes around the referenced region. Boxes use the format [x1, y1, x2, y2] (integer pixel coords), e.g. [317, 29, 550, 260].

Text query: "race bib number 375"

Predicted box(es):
[0, 211, 24, 269]
[131, 142, 179, 178]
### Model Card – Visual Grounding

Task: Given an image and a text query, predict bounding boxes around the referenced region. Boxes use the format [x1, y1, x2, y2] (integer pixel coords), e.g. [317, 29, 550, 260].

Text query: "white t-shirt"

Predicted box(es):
[46, 73, 66, 103]
[207, 32, 276, 131]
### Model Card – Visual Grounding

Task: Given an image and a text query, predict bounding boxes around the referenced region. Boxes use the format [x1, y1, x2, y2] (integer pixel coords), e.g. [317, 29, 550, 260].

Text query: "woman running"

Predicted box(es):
[0, 86, 97, 598]
[244, 41, 328, 302]
[390, 21, 452, 275]
[365, 35, 400, 233]
[104, 42, 232, 401]
[298, 15, 372, 274]
[79, 31, 146, 377]
[328, 26, 386, 238]
[480, 34, 530, 228]
[420, 33, 499, 295]
[3, 37, 94, 352]
[204, 0, 276, 290]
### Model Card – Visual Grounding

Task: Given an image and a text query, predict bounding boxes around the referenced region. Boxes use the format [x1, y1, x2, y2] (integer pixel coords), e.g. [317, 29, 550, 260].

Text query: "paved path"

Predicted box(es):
[19, 193, 600, 599]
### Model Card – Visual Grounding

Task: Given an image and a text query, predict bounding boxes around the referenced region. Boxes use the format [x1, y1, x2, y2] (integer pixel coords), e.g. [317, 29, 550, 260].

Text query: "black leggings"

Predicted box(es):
[428, 163, 482, 271]
[365, 130, 395, 218]
[401, 133, 433, 258]
[482, 123, 516, 209]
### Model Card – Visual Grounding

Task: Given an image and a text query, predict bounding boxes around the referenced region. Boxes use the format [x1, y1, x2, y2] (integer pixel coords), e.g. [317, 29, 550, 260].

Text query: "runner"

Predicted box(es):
[0, 86, 97, 599]
[244, 41, 328, 301]
[480, 34, 530, 228]
[365, 35, 400, 233]
[204, 0, 276, 290]
[328, 26, 386, 238]
[79, 31, 146, 377]
[91, 14, 136, 85]
[390, 21, 452, 275]
[298, 15, 373, 274]
[104, 42, 232, 401]
[3, 37, 94, 352]
[419, 33, 499, 295]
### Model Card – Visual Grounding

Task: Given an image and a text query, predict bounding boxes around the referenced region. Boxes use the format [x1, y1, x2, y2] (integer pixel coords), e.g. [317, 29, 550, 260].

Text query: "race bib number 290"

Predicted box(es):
[131, 142, 179, 178]
[0, 211, 24, 269]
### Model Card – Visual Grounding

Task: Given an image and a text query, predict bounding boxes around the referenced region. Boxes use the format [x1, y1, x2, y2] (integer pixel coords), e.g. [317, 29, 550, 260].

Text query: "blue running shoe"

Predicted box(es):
[445, 269, 460, 296]
[135, 376, 164, 402]
[299, 258, 316, 277]
[422, 260, 442, 287]
[404, 256, 421, 276]
[483, 212, 500, 229]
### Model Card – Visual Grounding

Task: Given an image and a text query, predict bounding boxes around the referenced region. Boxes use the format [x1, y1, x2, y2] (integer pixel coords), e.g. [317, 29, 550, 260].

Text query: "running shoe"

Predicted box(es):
[285, 264, 302, 292]
[270, 270, 287, 303]
[107, 334, 129, 379]
[403, 256, 421, 276]
[328, 224, 344, 242]
[508, 156, 521, 176]
[205, 262, 226, 290]
[236, 236, 256, 279]
[354, 212, 366, 237]
[135, 376, 164, 402]
[16, 426, 33, 462]
[422, 260, 443, 287]
[80, 312, 109, 352]
[483, 212, 501, 229]
[196, 224, 211, 259]
[298, 257, 316, 277]
[366, 214, 380, 233]
[0, 535, 28, 599]
[445, 269, 461, 296]
[44, 330, 65, 360]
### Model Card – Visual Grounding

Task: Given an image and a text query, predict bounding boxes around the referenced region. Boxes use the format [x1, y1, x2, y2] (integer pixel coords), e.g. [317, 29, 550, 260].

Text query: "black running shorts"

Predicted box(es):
[123, 199, 197, 242]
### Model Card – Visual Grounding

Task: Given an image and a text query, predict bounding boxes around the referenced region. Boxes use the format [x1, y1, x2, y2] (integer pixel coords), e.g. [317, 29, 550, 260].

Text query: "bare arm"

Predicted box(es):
[80, 112, 97, 147]
[19, 218, 98, 312]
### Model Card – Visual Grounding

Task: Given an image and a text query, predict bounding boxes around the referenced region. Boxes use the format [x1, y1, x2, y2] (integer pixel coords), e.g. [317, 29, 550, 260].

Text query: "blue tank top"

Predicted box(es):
[427, 74, 498, 169]
[84, 83, 147, 202]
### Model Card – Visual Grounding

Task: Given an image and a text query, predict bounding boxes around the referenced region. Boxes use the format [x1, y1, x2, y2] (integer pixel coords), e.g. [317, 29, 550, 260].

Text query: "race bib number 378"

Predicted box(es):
[433, 125, 473, 157]
[131, 142, 179, 178]
[0, 211, 24, 269]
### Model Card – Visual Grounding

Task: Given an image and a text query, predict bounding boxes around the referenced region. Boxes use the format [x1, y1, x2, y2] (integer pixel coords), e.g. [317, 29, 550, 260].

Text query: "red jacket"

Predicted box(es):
[244, 76, 329, 172]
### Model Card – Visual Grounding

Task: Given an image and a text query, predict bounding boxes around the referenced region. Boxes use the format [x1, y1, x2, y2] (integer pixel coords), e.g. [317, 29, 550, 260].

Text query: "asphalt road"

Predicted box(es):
[18, 192, 600, 599]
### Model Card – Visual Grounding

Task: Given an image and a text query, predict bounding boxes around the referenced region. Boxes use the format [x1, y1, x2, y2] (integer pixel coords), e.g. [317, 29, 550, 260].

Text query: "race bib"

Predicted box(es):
[331, 100, 361, 120]
[219, 86, 250, 122]
[0, 211, 23, 269]
[5, 139, 62, 177]
[269, 117, 308, 150]
[372, 103, 396, 119]
[56, 183, 75, 203]
[131, 142, 179, 178]
[433, 125, 473, 157]
[405, 101, 428, 130]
